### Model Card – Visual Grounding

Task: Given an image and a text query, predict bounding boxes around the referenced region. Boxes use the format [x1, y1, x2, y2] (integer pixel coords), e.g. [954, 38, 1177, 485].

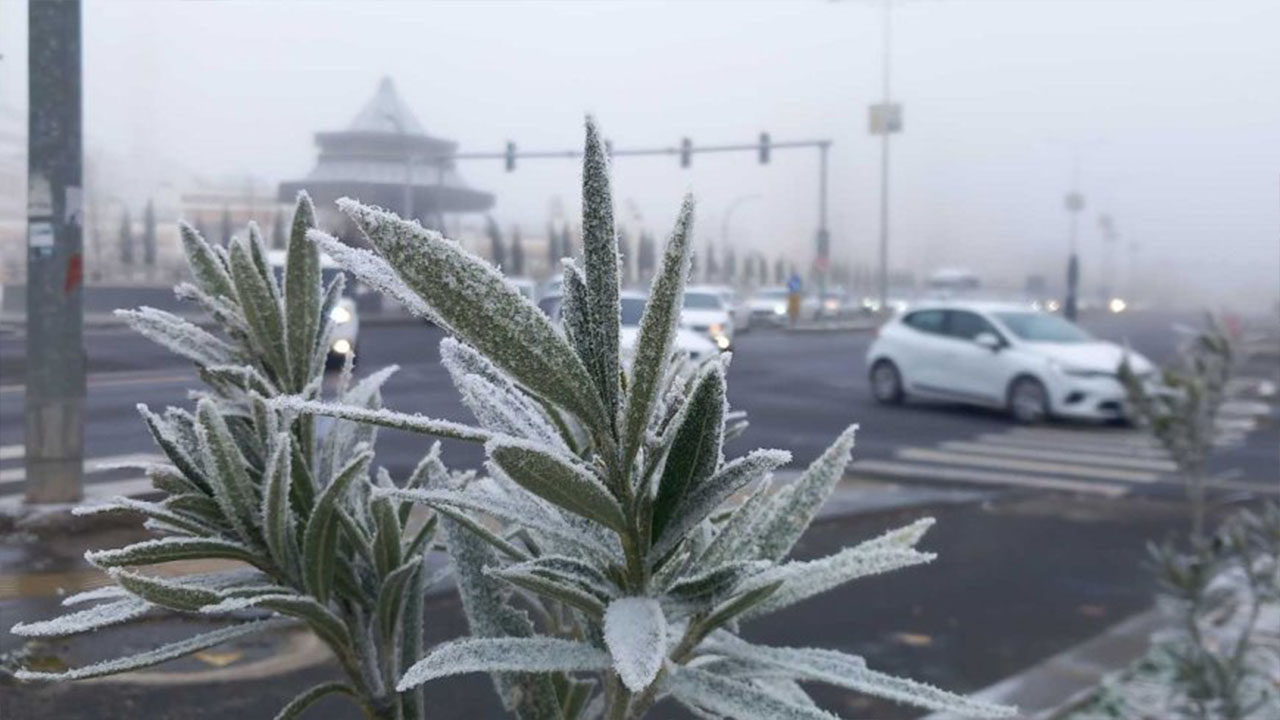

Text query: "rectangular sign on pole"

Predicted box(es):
[869, 103, 903, 135]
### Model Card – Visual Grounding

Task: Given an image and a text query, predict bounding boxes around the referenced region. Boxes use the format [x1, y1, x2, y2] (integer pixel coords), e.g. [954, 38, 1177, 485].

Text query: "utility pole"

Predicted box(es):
[1064, 189, 1084, 321]
[816, 141, 831, 295]
[871, 0, 901, 312]
[26, 0, 85, 503]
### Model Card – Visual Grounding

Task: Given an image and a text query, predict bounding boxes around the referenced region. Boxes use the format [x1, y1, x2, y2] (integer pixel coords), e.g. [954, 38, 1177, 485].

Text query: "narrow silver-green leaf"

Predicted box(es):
[753, 424, 858, 562]
[229, 233, 288, 380]
[666, 664, 837, 720]
[302, 447, 373, 603]
[336, 198, 608, 431]
[262, 433, 294, 570]
[653, 364, 726, 540]
[108, 568, 223, 612]
[580, 117, 622, 429]
[179, 220, 236, 301]
[15, 619, 290, 682]
[86, 536, 259, 568]
[196, 398, 262, 547]
[621, 196, 695, 470]
[398, 637, 611, 691]
[283, 192, 321, 393]
[488, 438, 626, 532]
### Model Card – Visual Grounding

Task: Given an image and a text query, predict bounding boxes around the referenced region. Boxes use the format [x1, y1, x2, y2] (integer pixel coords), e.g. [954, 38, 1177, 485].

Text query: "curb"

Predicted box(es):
[921, 608, 1165, 720]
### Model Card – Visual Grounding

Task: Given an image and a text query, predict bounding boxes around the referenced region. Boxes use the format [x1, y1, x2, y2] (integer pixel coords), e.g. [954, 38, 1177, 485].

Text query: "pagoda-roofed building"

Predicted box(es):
[278, 77, 493, 233]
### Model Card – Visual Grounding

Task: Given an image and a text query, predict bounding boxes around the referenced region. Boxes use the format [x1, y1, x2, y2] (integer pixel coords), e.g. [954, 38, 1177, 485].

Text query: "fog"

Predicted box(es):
[2, 0, 1277, 308]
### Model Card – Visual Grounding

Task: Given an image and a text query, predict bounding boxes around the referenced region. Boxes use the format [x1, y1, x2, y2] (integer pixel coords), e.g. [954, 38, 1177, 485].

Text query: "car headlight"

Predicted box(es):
[330, 306, 353, 324]
[331, 338, 353, 355]
[709, 322, 723, 336]
[823, 298, 839, 311]
[772, 303, 786, 315]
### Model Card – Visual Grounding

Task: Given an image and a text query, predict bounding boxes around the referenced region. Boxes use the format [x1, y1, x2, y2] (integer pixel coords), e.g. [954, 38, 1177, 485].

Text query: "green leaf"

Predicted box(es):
[196, 398, 263, 547]
[179, 221, 236, 302]
[73, 496, 217, 537]
[116, 307, 237, 368]
[201, 594, 352, 652]
[489, 565, 607, 619]
[753, 424, 858, 562]
[272, 396, 491, 443]
[376, 558, 421, 640]
[650, 449, 791, 562]
[488, 438, 626, 532]
[652, 364, 726, 540]
[229, 233, 288, 382]
[371, 493, 403, 578]
[620, 195, 695, 471]
[397, 638, 611, 691]
[283, 192, 321, 393]
[580, 117, 622, 431]
[336, 199, 608, 432]
[138, 404, 211, 495]
[698, 580, 782, 637]
[666, 664, 837, 720]
[302, 447, 373, 603]
[261, 433, 294, 571]
[87, 537, 259, 568]
[108, 568, 223, 612]
[273, 682, 355, 720]
[15, 618, 291, 682]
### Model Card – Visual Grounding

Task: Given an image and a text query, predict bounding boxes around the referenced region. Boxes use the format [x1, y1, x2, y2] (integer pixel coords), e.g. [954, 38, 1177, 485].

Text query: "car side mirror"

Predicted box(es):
[974, 332, 1002, 351]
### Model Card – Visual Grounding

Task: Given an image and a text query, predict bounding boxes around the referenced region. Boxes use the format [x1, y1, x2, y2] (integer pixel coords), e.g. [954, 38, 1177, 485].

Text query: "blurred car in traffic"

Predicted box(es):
[536, 292, 717, 362]
[682, 286, 734, 350]
[267, 250, 359, 366]
[747, 286, 792, 325]
[714, 285, 751, 333]
[865, 300, 1155, 423]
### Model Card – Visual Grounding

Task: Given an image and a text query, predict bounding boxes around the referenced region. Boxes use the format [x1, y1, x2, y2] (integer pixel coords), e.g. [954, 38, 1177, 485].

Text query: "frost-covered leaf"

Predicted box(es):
[580, 117, 622, 428]
[138, 404, 212, 494]
[11, 597, 152, 637]
[667, 560, 769, 603]
[652, 364, 726, 541]
[441, 337, 565, 449]
[179, 220, 236, 301]
[229, 233, 288, 380]
[489, 565, 607, 619]
[201, 593, 352, 651]
[302, 446, 372, 603]
[698, 479, 772, 566]
[108, 568, 223, 611]
[308, 228, 435, 322]
[754, 425, 858, 562]
[650, 449, 791, 562]
[116, 307, 236, 368]
[440, 518, 565, 719]
[831, 664, 1015, 718]
[398, 637, 611, 691]
[86, 536, 259, 568]
[487, 437, 626, 532]
[283, 192, 321, 392]
[196, 398, 262, 546]
[621, 196, 694, 470]
[73, 496, 216, 537]
[273, 681, 355, 720]
[604, 597, 668, 692]
[15, 618, 290, 682]
[336, 199, 607, 431]
[272, 396, 490, 443]
[742, 532, 935, 620]
[261, 434, 294, 570]
[666, 664, 837, 720]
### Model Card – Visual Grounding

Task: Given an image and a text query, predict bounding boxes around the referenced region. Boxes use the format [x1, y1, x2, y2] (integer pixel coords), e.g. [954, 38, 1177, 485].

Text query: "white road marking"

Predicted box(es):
[972, 433, 1172, 459]
[1005, 426, 1160, 448]
[937, 441, 1178, 472]
[0, 445, 22, 461]
[894, 447, 1160, 483]
[850, 459, 1128, 497]
[0, 453, 162, 486]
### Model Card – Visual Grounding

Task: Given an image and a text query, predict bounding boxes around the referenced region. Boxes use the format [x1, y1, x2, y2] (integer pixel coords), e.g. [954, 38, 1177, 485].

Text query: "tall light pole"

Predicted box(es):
[26, 0, 85, 503]
[1064, 188, 1084, 321]
[870, 0, 901, 311]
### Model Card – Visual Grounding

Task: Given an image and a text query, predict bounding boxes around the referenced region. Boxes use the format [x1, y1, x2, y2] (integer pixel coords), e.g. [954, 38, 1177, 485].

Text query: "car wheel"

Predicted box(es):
[1008, 376, 1049, 424]
[870, 360, 904, 404]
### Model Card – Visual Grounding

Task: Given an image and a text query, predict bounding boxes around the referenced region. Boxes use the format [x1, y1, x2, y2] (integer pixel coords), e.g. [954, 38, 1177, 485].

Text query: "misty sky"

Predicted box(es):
[2, 0, 1278, 306]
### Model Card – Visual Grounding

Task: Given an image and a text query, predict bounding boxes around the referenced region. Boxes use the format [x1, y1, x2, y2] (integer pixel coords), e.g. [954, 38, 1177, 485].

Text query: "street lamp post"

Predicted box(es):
[871, 0, 900, 313]
[1064, 191, 1084, 320]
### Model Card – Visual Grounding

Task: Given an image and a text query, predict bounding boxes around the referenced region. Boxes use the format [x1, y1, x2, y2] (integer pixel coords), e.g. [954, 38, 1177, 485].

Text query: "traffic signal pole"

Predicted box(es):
[26, 0, 86, 504]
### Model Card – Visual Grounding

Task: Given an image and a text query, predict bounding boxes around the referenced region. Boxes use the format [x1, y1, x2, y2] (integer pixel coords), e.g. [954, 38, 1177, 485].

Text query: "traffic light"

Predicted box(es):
[680, 137, 692, 168]
[505, 141, 516, 172]
[759, 132, 770, 164]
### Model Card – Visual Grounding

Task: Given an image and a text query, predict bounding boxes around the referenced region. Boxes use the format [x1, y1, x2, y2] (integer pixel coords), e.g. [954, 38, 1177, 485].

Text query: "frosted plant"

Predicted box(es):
[1120, 317, 1234, 543]
[296, 119, 1015, 720]
[9, 195, 448, 720]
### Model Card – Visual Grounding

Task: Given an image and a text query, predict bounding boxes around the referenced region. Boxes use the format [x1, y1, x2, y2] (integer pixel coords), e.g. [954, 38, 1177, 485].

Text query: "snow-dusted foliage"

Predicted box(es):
[298, 118, 1014, 719]
[10, 194, 447, 720]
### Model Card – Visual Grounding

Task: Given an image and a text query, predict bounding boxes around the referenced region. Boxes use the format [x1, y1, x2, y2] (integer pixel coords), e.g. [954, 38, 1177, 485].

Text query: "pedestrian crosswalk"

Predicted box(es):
[851, 421, 1277, 499]
[0, 445, 162, 509]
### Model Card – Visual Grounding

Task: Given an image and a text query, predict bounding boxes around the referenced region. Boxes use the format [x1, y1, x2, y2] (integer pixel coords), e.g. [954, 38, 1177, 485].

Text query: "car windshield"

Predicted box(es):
[620, 297, 646, 326]
[994, 312, 1093, 343]
[684, 292, 723, 310]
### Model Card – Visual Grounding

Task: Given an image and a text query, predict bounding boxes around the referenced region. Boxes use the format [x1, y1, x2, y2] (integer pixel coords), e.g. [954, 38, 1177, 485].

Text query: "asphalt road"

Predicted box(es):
[1, 309, 1275, 500]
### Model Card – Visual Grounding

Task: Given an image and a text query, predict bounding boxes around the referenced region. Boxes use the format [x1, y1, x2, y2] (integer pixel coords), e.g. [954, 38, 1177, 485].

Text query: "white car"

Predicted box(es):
[865, 301, 1155, 423]
[713, 285, 751, 333]
[682, 286, 734, 351]
[536, 291, 717, 363]
[268, 250, 359, 366]
[748, 286, 791, 325]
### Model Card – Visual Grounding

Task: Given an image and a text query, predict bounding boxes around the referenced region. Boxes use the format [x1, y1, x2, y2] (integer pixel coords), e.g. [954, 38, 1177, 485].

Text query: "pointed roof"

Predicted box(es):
[347, 76, 426, 135]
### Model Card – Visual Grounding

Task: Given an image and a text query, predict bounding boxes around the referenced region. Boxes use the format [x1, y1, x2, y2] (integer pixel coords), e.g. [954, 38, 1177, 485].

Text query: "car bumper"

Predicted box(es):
[1046, 375, 1134, 421]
